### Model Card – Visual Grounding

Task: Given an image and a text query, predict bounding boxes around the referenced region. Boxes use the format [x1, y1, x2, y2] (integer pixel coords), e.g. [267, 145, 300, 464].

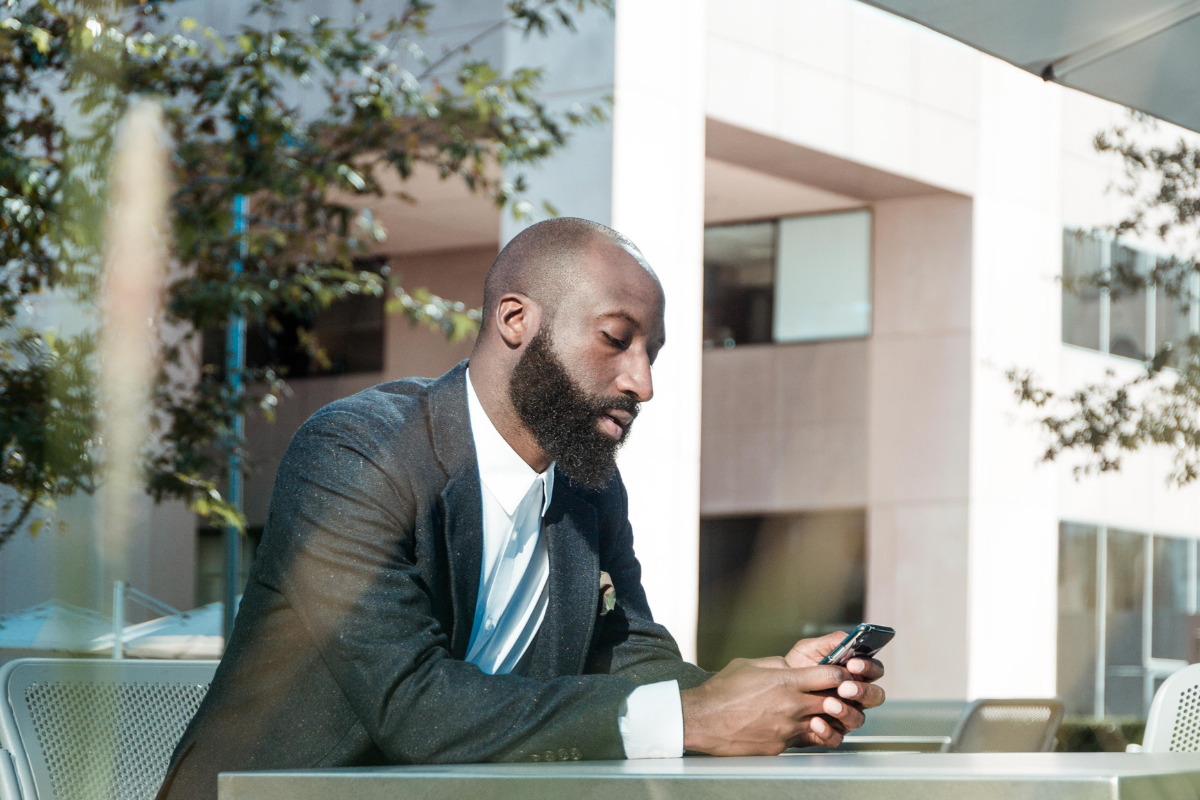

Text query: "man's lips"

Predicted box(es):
[605, 409, 635, 428]
[598, 409, 635, 439]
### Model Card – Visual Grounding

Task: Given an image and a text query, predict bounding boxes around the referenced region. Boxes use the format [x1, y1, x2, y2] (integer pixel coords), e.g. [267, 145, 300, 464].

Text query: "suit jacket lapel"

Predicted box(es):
[441, 469, 483, 659]
[427, 361, 483, 659]
[528, 474, 600, 679]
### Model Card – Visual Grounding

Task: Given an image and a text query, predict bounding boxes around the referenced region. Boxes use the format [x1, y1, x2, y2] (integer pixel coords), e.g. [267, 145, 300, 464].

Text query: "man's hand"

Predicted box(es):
[783, 630, 883, 674]
[680, 658, 853, 755]
[781, 630, 886, 748]
[681, 632, 886, 756]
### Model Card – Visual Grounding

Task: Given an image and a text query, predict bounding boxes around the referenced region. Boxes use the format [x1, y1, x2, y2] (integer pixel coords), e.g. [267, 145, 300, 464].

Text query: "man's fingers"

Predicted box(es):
[807, 715, 845, 747]
[785, 631, 848, 668]
[822, 696, 866, 730]
[783, 665, 852, 692]
[814, 630, 850, 650]
[838, 680, 886, 709]
[822, 714, 849, 736]
[845, 657, 885, 682]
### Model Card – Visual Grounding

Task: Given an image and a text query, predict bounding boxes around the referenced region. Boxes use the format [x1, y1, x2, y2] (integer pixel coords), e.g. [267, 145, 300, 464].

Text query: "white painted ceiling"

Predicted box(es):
[704, 159, 863, 225]
[347, 154, 867, 256]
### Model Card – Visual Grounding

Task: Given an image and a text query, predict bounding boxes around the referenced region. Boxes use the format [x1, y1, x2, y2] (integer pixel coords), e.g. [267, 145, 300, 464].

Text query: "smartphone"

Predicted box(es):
[818, 623, 895, 666]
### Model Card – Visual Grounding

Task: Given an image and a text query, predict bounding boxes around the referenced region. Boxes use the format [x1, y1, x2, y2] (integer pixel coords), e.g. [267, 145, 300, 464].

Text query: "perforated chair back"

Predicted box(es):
[0, 659, 217, 800]
[948, 698, 1064, 753]
[1142, 662, 1200, 752]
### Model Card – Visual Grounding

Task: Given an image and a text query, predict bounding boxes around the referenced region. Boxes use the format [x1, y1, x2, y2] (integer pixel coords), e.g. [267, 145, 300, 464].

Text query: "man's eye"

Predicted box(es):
[603, 332, 629, 350]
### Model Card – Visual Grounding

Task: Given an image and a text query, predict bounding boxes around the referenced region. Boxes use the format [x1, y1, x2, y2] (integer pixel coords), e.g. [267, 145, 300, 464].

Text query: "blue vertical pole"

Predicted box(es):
[223, 193, 248, 640]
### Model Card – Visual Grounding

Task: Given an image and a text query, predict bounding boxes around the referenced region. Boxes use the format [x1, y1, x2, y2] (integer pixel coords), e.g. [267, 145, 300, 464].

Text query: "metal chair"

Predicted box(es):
[1141, 662, 1200, 752]
[947, 698, 1064, 753]
[842, 698, 1063, 753]
[0, 658, 217, 800]
[842, 699, 967, 752]
[1, 750, 19, 800]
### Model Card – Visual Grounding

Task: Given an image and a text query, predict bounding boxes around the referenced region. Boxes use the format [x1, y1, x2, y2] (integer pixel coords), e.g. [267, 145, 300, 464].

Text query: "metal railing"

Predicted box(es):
[111, 581, 180, 660]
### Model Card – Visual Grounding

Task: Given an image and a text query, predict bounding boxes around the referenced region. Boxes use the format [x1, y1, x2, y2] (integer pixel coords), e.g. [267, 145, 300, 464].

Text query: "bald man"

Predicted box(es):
[157, 218, 884, 800]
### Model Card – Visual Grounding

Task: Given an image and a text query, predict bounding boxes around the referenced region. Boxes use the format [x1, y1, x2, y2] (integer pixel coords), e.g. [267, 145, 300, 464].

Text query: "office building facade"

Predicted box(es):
[6, 0, 1200, 719]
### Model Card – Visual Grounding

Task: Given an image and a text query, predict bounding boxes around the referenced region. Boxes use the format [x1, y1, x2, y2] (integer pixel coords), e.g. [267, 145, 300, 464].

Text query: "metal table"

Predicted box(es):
[219, 752, 1200, 800]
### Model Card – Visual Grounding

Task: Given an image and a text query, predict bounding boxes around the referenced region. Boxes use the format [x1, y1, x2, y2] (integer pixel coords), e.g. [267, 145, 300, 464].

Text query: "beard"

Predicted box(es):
[508, 328, 639, 490]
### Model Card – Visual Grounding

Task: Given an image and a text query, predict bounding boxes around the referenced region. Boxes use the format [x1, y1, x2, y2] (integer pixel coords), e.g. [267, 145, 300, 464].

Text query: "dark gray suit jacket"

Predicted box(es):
[157, 362, 708, 800]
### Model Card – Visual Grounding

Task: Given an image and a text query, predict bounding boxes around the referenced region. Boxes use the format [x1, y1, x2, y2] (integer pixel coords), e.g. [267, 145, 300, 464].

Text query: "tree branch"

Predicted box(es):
[0, 493, 38, 552]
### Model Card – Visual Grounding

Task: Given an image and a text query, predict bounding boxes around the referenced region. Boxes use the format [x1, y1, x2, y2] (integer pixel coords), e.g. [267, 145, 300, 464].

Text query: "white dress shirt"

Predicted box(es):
[464, 369, 683, 759]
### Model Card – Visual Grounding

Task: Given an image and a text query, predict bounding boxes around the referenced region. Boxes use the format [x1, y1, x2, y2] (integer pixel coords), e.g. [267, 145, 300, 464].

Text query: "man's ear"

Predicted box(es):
[495, 292, 541, 349]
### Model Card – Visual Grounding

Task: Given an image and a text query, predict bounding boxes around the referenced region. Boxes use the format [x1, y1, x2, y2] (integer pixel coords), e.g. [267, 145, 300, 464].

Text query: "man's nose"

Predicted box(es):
[616, 353, 654, 403]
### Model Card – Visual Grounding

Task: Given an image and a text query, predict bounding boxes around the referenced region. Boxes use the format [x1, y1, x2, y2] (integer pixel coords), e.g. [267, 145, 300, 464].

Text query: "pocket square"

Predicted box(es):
[598, 570, 616, 616]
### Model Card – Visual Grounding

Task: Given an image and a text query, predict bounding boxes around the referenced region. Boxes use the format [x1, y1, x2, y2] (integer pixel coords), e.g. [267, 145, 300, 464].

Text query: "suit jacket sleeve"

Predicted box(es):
[253, 404, 640, 764]
[585, 479, 713, 690]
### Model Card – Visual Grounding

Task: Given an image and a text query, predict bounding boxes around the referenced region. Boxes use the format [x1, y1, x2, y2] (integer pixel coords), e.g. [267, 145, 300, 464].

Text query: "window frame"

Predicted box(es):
[1058, 521, 1200, 718]
[1062, 229, 1200, 362]
[703, 208, 874, 349]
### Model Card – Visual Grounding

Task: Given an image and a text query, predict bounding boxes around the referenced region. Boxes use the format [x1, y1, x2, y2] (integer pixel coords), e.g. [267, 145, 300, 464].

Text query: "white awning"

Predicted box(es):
[0, 600, 113, 652]
[88, 600, 231, 659]
[858, 0, 1200, 133]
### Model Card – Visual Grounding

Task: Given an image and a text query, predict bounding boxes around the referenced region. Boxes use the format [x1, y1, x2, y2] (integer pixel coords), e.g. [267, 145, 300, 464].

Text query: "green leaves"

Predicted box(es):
[386, 286, 481, 343]
[0, 0, 607, 547]
[0, 329, 98, 550]
[1009, 342, 1200, 487]
[175, 473, 247, 532]
[28, 25, 50, 53]
[508, 0, 614, 36]
[1013, 114, 1200, 485]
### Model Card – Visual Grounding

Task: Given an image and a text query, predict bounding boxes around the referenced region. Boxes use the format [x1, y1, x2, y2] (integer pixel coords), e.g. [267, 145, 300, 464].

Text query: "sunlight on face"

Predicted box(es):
[545, 240, 666, 419]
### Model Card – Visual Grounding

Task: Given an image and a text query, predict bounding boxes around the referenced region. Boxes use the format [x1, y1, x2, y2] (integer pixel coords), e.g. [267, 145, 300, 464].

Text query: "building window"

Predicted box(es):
[697, 510, 866, 672]
[202, 257, 387, 379]
[1153, 536, 1192, 662]
[195, 527, 263, 608]
[1062, 230, 1198, 361]
[704, 210, 872, 348]
[703, 221, 775, 345]
[1056, 521, 1200, 718]
[1105, 528, 1146, 717]
[1058, 523, 1098, 716]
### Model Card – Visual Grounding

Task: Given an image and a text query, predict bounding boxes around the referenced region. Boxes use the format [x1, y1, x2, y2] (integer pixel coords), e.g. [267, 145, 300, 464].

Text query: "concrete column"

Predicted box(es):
[609, 0, 707, 661]
[866, 195, 974, 699]
[965, 64, 1061, 699]
[502, 1, 707, 658]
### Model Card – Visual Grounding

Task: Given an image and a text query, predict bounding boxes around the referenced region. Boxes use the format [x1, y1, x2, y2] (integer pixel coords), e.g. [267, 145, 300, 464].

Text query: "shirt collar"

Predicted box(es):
[465, 368, 554, 518]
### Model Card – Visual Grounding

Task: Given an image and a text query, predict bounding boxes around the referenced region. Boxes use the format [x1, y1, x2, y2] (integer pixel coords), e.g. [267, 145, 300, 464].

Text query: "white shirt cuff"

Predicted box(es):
[617, 680, 683, 759]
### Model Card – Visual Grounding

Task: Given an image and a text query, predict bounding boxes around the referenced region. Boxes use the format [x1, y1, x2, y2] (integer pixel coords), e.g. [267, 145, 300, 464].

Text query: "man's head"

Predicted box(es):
[469, 217, 665, 488]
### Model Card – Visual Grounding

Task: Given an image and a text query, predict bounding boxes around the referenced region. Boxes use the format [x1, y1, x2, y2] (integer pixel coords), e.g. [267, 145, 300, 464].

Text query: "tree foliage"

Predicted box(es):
[0, 0, 609, 549]
[1009, 115, 1200, 484]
